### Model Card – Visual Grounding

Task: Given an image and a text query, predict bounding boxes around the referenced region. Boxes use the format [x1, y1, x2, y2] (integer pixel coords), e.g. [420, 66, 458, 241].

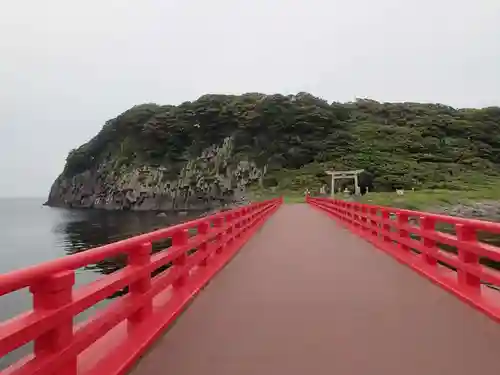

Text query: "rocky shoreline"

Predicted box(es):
[434, 201, 500, 222]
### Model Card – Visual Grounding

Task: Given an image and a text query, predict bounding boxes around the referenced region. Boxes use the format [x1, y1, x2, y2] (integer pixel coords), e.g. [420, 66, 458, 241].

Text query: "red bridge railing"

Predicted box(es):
[0, 198, 282, 375]
[307, 196, 500, 322]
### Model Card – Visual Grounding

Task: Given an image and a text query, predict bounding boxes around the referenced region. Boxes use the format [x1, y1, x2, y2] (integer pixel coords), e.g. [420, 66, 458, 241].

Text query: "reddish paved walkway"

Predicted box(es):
[131, 204, 500, 375]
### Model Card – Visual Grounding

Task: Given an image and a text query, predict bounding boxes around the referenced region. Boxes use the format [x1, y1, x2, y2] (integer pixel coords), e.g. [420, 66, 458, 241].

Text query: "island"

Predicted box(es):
[46, 93, 500, 219]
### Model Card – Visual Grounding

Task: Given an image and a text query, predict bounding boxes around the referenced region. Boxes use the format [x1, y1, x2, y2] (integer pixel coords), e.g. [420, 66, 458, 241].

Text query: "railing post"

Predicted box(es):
[30, 270, 76, 375]
[344, 202, 350, 223]
[213, 216, 224, 254]
[370, 207, 378, 238]
[456, 224, 481, 290]
[198, 220, 210, 266]
[338, 200, 345, 220]
[360, 206, 368, 232]
[262, 202, 269, 218]
[173, 229, 189, 288]
[420, 217, 437, 267]
[353, 204, 360, 228]
[250, 205, 256, 224]
[128, 242, 152, 328]
[226, 212, 234, 246]
[381, 209, 391, 243]
[396, 212, 410, 252]
[241, 208, 248, 232]
[234, 210, 241, 237]
[338, 200, 345, 221]
[363, 206, 370, 233]
[336, 200, 342, 220]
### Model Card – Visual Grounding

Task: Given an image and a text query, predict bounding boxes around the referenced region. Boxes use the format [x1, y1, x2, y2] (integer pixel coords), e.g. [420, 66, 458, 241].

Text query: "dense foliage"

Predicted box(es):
[63, 93, 500, 192]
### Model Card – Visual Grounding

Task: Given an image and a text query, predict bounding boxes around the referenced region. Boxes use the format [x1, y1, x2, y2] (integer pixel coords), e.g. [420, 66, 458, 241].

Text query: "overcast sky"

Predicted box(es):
[1, 0, 499, 197]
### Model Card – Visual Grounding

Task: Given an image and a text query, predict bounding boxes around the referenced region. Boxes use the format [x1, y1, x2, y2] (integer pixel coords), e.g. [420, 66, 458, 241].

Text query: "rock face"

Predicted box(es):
[437, 202, 500, 222]
[46, 137, 264, 211]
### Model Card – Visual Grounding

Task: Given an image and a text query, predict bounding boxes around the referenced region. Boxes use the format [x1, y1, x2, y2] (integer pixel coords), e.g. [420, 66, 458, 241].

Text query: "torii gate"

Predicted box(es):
[326, 169, 364, 197]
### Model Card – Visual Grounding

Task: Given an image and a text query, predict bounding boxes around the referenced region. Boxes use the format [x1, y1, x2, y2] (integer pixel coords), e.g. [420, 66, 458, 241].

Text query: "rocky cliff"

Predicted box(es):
[47, 136, 264, 211]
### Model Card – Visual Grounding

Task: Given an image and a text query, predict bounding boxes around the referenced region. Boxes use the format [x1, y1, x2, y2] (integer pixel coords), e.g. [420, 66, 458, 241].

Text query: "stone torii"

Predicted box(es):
[326, 169, 364, 197]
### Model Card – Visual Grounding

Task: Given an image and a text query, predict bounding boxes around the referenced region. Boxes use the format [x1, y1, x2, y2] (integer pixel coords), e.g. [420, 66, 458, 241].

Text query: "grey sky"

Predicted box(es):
[1, 0, 499, 197]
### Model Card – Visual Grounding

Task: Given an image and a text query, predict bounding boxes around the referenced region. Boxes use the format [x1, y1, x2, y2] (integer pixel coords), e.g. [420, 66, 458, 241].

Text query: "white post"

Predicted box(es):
[331, 174, 335, 197]
[354, 173, 360, 195]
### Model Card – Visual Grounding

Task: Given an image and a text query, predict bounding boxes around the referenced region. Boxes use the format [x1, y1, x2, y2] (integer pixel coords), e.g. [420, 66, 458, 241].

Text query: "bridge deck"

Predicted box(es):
[131, 204, 500, 375]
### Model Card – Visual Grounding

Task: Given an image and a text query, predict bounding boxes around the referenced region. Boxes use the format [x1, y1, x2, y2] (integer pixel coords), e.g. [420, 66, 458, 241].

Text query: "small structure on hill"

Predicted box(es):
[326, 169, 364, 197]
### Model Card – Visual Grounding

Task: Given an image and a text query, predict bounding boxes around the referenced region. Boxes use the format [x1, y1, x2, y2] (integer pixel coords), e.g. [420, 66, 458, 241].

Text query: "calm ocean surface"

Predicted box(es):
[0, 198, 202, 369]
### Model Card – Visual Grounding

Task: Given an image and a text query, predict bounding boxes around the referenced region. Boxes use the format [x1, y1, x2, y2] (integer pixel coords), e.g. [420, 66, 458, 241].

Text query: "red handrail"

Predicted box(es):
[0, 198, 282, 375]
[307, 196, 500, 322]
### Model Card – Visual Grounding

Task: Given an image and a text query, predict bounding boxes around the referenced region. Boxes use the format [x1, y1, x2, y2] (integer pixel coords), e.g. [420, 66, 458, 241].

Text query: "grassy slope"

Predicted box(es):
[251, 179, 500, 218]
[358, 180, 500, 211]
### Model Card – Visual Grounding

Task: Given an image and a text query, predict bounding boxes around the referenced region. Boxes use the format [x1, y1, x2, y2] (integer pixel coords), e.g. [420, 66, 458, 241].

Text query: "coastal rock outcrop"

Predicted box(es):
[47, 136, 264, 211]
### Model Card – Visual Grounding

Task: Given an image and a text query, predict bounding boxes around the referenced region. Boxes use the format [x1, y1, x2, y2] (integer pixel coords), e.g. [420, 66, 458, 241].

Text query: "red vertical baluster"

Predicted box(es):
[173, 229, 189, 288]
[364, 206, 370, 233]
[362, 205, 367, 229]
[359, 206, 365, 231]
[256, 203, 262, 222]
[198, 220, 210, 267]
[234, 210, 241, 237]
[365, 206, 371, 233]
[381, 209, 391, 244]
[354, 204, 360, 228]
[226, 212, 234, 246]
[354, 204, 359, 228]
[248, 206, 254, 228]
[244, 207, 249, 230]
[213, 216, 224, 254]
[364, 206, 371, 234]
[128, 242, 152, 328]
[420, 217, 437, 266]
[353, 203, 359, 227]
[255, 204, 260, 225]
[30, 270, 76, 375]
[370, 207, 378, 238]
[397, 212, 410, 253]
[456, 224, 481, 291]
